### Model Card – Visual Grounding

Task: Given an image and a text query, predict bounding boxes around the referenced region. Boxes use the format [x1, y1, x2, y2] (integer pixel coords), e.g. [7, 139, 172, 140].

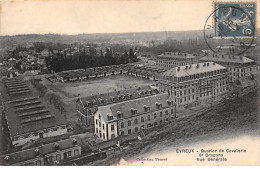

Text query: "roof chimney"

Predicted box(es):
[196, 64, 200, 68]
[189, 65, 192, 69]
[185, 65, 188, 69]
[177, 67, 180, 71]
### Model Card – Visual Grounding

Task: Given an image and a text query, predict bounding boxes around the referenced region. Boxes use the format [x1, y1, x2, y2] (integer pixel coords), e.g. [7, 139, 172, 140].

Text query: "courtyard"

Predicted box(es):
[56, 75, 156, 98]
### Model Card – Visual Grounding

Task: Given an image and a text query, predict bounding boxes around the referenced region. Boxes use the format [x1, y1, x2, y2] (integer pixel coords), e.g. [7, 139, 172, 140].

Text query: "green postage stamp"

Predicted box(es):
[213, 2, 256, 38]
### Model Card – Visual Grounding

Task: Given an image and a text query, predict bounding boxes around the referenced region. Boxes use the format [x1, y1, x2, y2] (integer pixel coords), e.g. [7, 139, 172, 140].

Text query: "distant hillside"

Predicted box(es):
[0, 30, 204, 49]
[0, 29, 259, 54]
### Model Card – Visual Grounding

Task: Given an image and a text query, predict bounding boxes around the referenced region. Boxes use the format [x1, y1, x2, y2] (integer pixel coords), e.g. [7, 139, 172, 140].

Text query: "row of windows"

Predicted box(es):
[176, 87, 227, 103]
[96, 123, 115, 133]
[98, 132, 116, 140]
[120, 109, 174, 128]
[120, 117, 175, 136]
[228, 67, 255, 72]
[231, 72, 254, 78]
[161, 76, 226, 90]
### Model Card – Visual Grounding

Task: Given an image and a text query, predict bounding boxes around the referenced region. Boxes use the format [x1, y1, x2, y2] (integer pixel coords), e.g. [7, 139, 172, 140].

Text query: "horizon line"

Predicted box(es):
[0, 29, 208, 37]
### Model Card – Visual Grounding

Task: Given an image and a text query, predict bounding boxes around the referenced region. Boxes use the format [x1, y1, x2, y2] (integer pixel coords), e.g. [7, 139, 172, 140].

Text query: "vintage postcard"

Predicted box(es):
[0, 0, 259, 166]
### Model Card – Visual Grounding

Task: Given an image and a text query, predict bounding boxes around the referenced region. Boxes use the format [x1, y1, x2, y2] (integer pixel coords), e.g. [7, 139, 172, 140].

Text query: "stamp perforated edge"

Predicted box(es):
[211, 0, 258, 39]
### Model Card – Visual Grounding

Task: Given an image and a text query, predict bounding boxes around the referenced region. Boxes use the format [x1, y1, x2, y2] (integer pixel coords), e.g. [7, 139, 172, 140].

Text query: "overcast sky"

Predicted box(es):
[0, 0, 259, 35]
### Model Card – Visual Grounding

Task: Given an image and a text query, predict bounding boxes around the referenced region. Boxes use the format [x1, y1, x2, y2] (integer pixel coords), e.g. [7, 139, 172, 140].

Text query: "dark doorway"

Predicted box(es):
[64, 152, 68, 159]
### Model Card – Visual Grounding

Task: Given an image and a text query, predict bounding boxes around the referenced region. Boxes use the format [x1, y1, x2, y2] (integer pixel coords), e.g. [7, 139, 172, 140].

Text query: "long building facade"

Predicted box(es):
[156, 52, 197, 68]
[159, 62, 228, 106]
[93, 94, 176, 141]
[199, 54, 258, 82]
[56, 63, 166, 82]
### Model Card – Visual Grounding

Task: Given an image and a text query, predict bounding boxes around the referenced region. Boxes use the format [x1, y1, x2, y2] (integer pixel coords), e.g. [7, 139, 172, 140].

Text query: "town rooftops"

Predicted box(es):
[200, 54, 255, 64]
[158, 52, 196, 59]
[164, 62, 226, 77]
[96, 93, 173, 122]
[0, 137, 82, 165]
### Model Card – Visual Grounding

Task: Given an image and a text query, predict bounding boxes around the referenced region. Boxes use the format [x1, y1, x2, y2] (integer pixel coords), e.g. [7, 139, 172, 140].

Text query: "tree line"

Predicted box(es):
[46, 47, 138, 72]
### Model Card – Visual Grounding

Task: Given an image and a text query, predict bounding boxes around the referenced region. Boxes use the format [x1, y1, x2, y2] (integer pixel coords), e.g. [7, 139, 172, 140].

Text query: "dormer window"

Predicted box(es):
[131, 108, 137, 115]
[156, 102, 162, 108]
[144, 105, 150, 112]
[117, 111, 123, 118]
[107, 114, 114, 121]
[167, 100, 172, 105]
[117, 95, 121, 101]
[128, 94, 132, 98]
[138, 92, 142, 96]
[110, 96, 116, 102]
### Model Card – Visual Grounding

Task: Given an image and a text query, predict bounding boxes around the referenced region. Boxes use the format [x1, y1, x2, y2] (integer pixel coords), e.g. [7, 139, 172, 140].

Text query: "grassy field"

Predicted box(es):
[59, 75, 156, 98]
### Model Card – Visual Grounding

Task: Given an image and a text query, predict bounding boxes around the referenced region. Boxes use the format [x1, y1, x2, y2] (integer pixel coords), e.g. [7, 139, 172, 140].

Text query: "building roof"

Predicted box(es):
[0, 137, 82, 165]
[96, 93, 173, 122]
[158, 52, 196, 59]
[234, 75, 259, 88]
[4, 78, 67, 137]
[57, 64, 134, 78]
[164, 62, 226, 77]
[199, 54, 255, 64]
[77, 85, 159, 108]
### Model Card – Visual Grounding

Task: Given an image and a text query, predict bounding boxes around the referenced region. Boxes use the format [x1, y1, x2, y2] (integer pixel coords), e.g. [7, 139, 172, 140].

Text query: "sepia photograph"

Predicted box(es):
[0, 0, 259, 166]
